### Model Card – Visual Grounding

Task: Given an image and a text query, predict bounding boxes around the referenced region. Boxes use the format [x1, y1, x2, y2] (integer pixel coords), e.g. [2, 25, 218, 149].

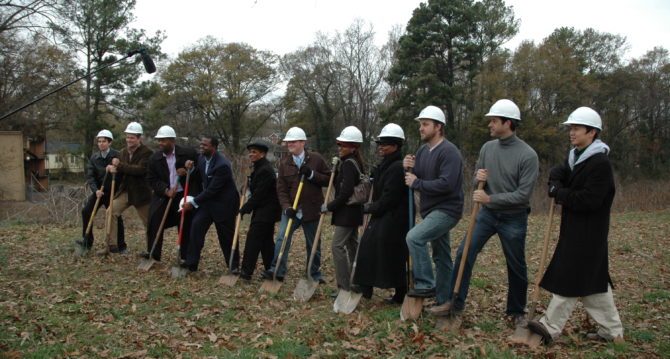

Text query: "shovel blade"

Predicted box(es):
[74, 244, 90, 257]
[508, 328, 543, 348]
[333, 290, 362, 315]
[400, 295, 423, 321]
[137, 258, 155, 271]
[259, 279, 282, 294]
[219, 274, 239, 287]
[293, 278, 318, 302]
[435, 315, 462, 332]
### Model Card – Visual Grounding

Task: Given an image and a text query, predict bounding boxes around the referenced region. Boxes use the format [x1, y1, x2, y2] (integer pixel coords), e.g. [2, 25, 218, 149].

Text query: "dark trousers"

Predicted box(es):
[241, 221, 275, 276]
[185, 209, 239, 271]
[146, 193, 192, 261]
[81, 193, 124, 249]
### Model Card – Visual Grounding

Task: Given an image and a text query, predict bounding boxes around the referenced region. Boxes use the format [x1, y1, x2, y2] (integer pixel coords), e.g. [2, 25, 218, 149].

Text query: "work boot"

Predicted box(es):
[426, 302, 453, 315]
[509, 314, 528, 329]
[527, 320, 552, 345]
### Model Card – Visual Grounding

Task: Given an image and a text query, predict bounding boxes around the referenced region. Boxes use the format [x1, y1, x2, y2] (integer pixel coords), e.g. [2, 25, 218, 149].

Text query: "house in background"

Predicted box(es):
[45, 142, 85, 175]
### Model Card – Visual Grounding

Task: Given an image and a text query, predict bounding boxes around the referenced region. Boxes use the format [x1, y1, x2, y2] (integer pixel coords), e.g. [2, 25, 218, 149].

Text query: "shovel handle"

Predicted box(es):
[272, 174, 305, 281]
[105, 173, 116, 236]
[177, 168, 193, 246]
[348, 183, 374, 284]
[305, 160, 338, 279]
[147, 184, 177, 258]
[84, 184, 105, 236]
[228, 176, 250, 272]
[453, 181, 485, 295]
[530, 198, 556, 303]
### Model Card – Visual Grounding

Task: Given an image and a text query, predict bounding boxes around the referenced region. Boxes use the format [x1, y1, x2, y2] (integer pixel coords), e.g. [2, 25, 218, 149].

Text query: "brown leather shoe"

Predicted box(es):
[426, 302, 452, 315]
[586, 333, 625, 344]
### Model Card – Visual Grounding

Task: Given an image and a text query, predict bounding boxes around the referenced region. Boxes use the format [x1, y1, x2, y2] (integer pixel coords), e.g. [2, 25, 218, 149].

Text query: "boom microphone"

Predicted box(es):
[140, 49, 156, 74]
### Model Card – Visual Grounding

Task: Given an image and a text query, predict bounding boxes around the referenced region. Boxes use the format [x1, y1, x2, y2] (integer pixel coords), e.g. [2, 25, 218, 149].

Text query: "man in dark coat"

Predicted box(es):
[261, 127, 331, 282]
[77, 129, 124, 251]
[353, 123, 409, 304]
[107, 122, 153, 253]
[527, 107, 624, 345]
[180, 136, 240, 272]
[142, 125, 199, 262]
[238, 141, 281, 280]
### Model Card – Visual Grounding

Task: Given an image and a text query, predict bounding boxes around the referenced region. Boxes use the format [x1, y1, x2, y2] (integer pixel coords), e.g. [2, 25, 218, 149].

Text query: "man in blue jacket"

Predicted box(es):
[180, 136, 240, 272]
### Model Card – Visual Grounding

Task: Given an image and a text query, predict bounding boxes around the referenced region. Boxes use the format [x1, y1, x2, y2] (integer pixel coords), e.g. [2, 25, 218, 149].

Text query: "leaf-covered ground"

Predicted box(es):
[1, 210, 668, 358]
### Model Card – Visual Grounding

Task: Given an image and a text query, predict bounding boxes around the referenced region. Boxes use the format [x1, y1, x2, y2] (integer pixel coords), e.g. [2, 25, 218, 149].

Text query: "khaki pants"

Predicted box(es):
[539, 285, 624, 340]
[111, 191, 149, 249]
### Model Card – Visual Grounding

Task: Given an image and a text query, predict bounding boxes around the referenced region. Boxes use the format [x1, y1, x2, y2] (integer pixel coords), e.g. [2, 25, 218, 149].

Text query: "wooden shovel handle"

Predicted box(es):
[453, 181, 485, 295]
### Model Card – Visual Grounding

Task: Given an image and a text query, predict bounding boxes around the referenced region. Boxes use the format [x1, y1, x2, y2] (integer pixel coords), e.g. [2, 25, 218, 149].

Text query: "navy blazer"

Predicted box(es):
[192, 151, 239, 222]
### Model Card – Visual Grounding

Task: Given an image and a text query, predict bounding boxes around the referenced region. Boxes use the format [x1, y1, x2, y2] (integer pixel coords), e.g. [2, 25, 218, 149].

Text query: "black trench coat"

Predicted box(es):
[540, 152, 615, 297]
[353, 150, 411, 289]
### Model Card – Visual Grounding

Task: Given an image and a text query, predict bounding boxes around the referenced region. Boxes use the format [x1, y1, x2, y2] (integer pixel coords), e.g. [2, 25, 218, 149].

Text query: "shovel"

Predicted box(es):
[219, 176, 250, 286]
[400, 174, 422, 321]
[259, 174, 306, 294]
[333, 185, 374, 314]
[138, 186, 176, 271]
[170, 169, 194, 278]
[75, 172, 108, 256]
[508, 198, 556, 347]
[293, 158, 339, 301]
[99, 173, 116, 256]
[436, 181, 485, 331]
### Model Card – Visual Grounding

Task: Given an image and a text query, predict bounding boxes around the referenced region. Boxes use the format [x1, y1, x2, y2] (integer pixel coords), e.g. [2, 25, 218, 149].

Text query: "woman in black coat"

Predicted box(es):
[324, 126, 365, 293]
[352, 124, 410, 303]
[238, 142, 281, 280]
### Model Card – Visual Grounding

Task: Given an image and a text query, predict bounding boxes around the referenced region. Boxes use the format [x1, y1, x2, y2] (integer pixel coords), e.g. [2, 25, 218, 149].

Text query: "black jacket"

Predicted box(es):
[240, 157, 281, 224]
[146, 145, 200, 208]
[353, 150, 411, 288]
[327, 154, 364, 227]
[540, 152, 615, 297]
[86, 149, 120, 192]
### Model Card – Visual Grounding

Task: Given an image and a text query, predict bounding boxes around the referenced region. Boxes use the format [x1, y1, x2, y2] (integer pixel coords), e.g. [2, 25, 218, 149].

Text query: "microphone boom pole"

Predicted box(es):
[0, 49, 153, 122]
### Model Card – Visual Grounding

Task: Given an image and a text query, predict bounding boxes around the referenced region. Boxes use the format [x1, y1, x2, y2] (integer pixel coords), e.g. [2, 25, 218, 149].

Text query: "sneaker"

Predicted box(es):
[231, 268, 241, 275]
[527, 320, 552, 345]
[407, 287, 436, 298]
[138, 252, 150, 259]
[509, 314, 528, 328]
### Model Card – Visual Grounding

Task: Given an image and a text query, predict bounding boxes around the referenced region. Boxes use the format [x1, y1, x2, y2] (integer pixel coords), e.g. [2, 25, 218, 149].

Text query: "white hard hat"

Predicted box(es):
[283, 127, 307, 141]
[125, 121, 143, 135]
[377, 123, 405, 140]
[563, 107, 602, 131]
[485, 99, 521, 121]
[96, 129, 113, 140]
[336, 126, 363, 143]
[178, 196, 194, 212]
[155, 125, 176, 139]
[415, 105, 446, 125]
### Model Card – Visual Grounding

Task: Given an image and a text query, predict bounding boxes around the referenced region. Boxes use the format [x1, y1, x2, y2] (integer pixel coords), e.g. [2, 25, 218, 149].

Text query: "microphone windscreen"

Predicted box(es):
[140, 49, 156, 74]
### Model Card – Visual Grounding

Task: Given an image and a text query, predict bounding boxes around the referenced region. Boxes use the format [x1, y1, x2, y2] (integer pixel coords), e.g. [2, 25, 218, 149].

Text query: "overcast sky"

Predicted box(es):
[132, 0, 670, 61]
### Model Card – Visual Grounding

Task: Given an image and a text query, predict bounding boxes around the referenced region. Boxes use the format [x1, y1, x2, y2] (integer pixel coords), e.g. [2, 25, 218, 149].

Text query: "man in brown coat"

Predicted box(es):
[261, 127, 331, 282]
[107, 122, 154, 253]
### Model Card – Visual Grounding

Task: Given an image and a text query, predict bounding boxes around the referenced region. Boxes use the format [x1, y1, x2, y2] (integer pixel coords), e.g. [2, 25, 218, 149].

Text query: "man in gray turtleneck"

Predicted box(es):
[434, 99, 538, 329]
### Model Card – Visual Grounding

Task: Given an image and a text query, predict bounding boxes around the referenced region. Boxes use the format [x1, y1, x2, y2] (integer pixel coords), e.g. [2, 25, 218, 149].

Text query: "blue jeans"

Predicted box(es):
[406, 210, 459, 304]
[268, 215, 321, 280]
[447, 207, 528, 315]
